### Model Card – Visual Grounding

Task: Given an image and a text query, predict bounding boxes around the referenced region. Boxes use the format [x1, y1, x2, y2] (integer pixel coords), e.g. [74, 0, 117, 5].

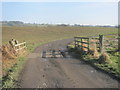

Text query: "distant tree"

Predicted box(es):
[57, 24, 68, 26]
[2, 21, 24, 26]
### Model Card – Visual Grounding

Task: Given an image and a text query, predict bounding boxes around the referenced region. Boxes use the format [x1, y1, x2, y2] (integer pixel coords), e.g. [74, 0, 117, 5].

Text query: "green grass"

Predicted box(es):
[0, 78, 2, 89]
[83, 53, 119, 75]
[2, 56, 26, 88]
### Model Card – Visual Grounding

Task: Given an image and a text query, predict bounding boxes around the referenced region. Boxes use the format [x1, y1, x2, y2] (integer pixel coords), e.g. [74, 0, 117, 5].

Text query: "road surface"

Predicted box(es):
[17, 39, 119, 88]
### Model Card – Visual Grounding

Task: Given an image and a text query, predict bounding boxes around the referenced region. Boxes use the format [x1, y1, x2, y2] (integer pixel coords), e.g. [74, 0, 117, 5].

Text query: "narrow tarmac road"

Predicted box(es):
[18, 39, 119, 88]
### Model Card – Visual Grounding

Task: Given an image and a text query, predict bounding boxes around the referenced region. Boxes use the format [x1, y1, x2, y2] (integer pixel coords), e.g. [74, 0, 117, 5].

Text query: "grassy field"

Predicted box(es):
[2, 26, 118, 45]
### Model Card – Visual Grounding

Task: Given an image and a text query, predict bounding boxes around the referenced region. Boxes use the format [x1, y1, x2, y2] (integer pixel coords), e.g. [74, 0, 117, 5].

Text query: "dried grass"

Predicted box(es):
[89, 40, 99, 58]
[2, 45, 17, 60]
[99, 52, 112, 64]
[1, 44, 27, 76]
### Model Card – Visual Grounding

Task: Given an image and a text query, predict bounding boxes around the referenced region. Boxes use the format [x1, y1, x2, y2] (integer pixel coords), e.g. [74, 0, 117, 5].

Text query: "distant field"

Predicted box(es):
[2, 26, 118, 45]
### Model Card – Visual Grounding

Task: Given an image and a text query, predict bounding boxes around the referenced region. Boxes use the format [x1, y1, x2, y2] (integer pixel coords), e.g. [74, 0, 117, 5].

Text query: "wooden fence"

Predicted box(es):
[74, 37, 90, 52]
[9, 39, 26, 52]
[74, 34, 119, 53]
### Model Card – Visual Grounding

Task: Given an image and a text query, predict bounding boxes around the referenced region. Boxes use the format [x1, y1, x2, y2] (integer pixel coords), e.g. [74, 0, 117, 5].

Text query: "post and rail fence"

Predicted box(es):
[74, 34, 119, 53]
[9, 39, 26, 52]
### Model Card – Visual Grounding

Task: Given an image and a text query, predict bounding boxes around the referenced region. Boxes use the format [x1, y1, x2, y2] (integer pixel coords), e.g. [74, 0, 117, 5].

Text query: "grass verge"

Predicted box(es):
[2, 56, 26, 88]
[67, 45, 120, 81]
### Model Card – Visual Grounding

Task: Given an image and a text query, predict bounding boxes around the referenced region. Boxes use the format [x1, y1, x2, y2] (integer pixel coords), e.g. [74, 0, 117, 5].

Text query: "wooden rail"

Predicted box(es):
[74, 37, 90, 52]
[9, 39, 26, 52]
[14, 42, 26, 52]
[74, 34, 119, 53]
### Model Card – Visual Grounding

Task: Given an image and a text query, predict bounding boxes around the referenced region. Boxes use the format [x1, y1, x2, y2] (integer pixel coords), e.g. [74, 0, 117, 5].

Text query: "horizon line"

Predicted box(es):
[1, 20, 118, 26]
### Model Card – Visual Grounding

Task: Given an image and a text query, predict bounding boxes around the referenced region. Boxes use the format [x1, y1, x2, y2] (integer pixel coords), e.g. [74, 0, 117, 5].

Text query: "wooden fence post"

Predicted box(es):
[81, 38, 83, 50]
[74, 37, 77, 48]
[15, 40, 18, 44]
[99, 35, 104, 53]
[118, 36, 120, 52]
[88, 38, 90, 52]
[9, 40, 14, 48]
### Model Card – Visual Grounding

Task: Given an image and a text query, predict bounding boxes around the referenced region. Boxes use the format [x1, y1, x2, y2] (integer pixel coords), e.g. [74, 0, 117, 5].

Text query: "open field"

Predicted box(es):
[2, 26, 118, 45]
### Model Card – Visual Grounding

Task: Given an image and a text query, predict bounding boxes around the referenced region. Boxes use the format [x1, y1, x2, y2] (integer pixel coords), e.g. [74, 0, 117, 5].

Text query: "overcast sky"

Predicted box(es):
[2, 1, 118, 25]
